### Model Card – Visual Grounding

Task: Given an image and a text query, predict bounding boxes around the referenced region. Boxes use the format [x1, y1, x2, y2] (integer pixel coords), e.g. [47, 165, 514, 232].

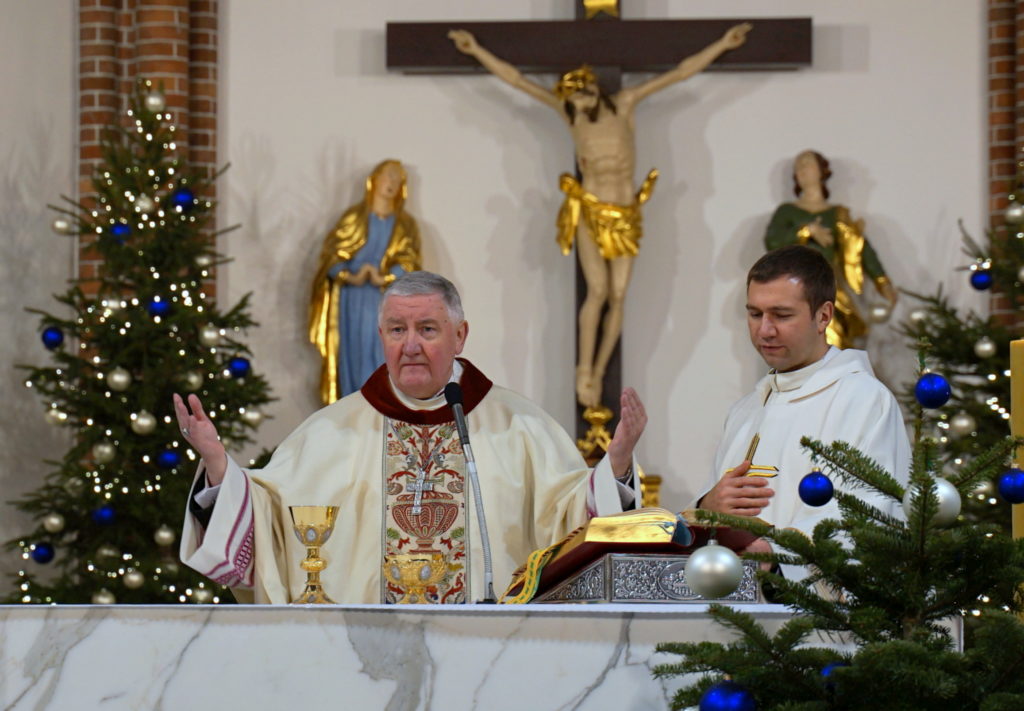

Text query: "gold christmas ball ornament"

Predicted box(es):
[973, 336, 997, 359]
[123, 570, 146, 590]
[1006, 200, 1024, 225]
[92, 588, 116, 605]
[51, 217, 73, 235]
[241, 409, 264, 427]
[130, 410, 157, 435]
[191, 587, 213, 604]
[144, 91, 166, 113]
[134, 194, 155, 214]
[948, 411, 977, 438]
[45, 408, 68, 426]
[867, 301, 892, 324]
[42, 513, 66, 534]
[154, 525, 176, 547]
[92, 440, 117, 464]
[182, 371, 204, 392]
[199, 325, 221, 347]
[106, 367, 132, 392]
[96, 544, 120, 560]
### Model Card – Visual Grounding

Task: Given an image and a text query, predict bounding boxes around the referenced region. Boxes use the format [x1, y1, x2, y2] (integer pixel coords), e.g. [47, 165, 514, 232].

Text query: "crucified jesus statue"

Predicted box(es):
[449, 23, 751, 409]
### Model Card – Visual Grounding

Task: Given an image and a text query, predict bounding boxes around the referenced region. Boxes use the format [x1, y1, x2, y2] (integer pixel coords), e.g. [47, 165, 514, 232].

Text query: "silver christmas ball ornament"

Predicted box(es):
[51, 217, 73, 235]
[182, 371, 204, 392]
[195, 253, 214, 268]
[199, 325, 221, 347]
[684, 541, 744, 599]
[972, 478, 996, 499]
[45, 408, 67, 425]
[42, 513, 66, 534]
[1018, 265, 1024, 284]
[868, 301, 892, 324]
[96, 544, 120, 560]
[948, 411, 977, 438]
[92, 440, 116, 464]
[144, 91, 166, 113]
[191, 587, 213, 604]
[106, 367, 132, 392]
[162, 561, 180, 576]
[154, 525, 176, 547]
[123, 570, 145, 590]
[902, 477, 961, 526]
[135, 194, 155, 214]
[1006, 200, 1024, 225]
[92, 588, 116, 605]
[63, 477, 86, 497]
[241, 409, 264, 427]
[974, 336, 997, 359]
[909, 308, 928, 324]
[131, 410, 157, 435]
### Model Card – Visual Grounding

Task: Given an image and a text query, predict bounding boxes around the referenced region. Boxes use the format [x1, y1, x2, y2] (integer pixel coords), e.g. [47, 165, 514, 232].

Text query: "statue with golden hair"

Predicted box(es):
[448, 24, 751, 410]
[764, 150, 898, 349]
[309, 160, 421, 404]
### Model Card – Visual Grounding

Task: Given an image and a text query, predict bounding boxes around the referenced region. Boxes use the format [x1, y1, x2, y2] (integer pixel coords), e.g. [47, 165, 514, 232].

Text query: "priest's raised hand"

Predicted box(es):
[173, 393, 227, 486]
[607, 387, 647, 481]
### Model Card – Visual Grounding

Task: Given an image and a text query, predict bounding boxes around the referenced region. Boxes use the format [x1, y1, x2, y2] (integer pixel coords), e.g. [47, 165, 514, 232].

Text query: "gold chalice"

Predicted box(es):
[288, 505, 339, 604]
[382, 552, 448, 604]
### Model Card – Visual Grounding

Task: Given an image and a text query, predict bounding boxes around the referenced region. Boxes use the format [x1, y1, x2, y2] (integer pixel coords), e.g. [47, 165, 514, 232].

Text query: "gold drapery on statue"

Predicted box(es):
[308, 162, 421, 405]
[556, 169, 658, 259]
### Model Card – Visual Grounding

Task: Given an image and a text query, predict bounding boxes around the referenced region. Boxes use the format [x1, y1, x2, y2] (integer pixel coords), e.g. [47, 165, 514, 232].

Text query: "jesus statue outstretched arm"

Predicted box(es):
[448, 29, 563, 112]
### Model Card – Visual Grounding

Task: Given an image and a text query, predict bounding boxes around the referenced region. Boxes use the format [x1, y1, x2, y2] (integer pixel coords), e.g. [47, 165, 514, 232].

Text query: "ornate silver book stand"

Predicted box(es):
[532, 553, 760, 604]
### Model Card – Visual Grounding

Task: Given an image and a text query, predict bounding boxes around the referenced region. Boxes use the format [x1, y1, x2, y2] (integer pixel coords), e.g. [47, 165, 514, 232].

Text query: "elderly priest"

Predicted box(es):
[176, 271, 645, 604]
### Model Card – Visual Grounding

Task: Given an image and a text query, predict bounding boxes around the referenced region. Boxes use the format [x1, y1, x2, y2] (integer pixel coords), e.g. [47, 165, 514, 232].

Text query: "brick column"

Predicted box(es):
[76, 0, 218, 295]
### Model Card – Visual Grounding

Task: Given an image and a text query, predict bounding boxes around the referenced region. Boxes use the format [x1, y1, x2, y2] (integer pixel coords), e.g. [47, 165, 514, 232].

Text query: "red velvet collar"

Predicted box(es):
[360, 358, 493, 425]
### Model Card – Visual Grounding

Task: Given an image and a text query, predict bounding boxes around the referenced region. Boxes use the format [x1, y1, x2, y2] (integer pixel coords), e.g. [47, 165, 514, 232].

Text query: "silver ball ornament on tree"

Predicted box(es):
[162, 561, 180, 576]
[130, 410, 157, 435]
[45, 408, 68, 425]
[195, 253, 214, 268]
[92, 440, 117, 464]
[92, 588, 116, 605]
[144, 91, 166, 113]
[51, 217, 73, 235]
[241, 409, 264, 427]
[971, 478, 996, 500]
[191, 587, 214, 604]
[154, 525, 176, 547]
[1005, 199, 1024, 225]
[63, 477, 86, 497]
[96, 544, 120, 560]
[106, 367, 132, 392]
[182, 371, 204, 392]
[123, 570, 146, 590]
[684, 540, 744, 599]
[902, 477, 961, 526]
[199, 325, 221, 347]
[868, 301, 892, 324]
[42, 513, 66, 534]
[973, 336, 997, 359]
[948, 411, 977, 438]
[909, 308, 928, 324]
[134, 194, 155, 214]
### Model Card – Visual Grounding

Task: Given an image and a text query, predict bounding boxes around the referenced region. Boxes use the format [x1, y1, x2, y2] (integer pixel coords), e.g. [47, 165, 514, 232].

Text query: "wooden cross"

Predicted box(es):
[387, 1, 811, 443]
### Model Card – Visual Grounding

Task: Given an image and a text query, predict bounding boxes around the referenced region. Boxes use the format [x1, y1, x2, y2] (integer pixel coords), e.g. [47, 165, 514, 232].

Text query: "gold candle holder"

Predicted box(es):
[288, 505, 339, 604]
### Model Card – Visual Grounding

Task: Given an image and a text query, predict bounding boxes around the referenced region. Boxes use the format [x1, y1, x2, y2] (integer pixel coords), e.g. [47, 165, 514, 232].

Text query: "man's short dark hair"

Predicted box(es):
[747, 245, 836, 313]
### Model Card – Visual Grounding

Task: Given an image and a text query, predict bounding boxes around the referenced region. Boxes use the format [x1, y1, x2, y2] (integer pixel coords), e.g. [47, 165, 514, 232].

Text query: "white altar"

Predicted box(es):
[0, 602, 805, 710]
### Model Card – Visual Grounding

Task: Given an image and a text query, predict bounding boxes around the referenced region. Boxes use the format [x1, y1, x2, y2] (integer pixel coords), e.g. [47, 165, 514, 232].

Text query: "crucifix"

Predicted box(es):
[387, 1, 811, 457]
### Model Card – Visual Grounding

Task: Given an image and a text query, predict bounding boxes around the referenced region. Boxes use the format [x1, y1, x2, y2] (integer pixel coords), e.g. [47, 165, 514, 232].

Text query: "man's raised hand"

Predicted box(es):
[699, 460, 774, 517]
[173, 393, 228, 486]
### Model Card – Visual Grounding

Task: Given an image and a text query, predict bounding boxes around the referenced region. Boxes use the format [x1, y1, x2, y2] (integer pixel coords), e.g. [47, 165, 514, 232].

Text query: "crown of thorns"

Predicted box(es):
[553, 65, 598, 100]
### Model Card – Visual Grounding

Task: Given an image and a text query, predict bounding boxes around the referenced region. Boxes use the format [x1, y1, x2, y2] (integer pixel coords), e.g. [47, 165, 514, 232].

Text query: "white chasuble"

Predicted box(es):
[181, 359, 634, 603]
[695, 348, 911, 579]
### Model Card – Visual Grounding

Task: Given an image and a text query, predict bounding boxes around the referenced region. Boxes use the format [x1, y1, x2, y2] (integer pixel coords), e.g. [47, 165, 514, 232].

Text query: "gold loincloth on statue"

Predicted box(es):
[556, 169, 658, 259]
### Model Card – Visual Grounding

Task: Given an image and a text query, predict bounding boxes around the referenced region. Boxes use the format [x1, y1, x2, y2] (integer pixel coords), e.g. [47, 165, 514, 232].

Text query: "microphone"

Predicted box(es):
[444, 382, 496, 603]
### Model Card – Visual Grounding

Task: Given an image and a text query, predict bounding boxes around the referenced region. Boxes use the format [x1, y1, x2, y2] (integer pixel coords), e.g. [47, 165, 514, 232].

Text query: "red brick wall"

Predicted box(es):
[77, 0, 218, 295]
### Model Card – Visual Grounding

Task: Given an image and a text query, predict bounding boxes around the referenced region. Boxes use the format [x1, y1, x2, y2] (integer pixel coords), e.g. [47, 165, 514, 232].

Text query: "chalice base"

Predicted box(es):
[292, 583, 336, 605]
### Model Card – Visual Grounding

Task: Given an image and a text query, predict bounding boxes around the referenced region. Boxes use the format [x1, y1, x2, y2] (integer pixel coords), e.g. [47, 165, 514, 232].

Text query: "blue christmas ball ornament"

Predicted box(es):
[998, 468, 1024, 504]
[147, 298, 171, 317]
[914, 372, 952, 409]
[41, 326, 64, 350]
[157, 449, 182, 469]
[700, 680, 757, 711]
[109, 223, 131, 242]
[31, 542, 55, 564]
[91, 505, 116, 526]
[170, 187, 195, 211]
[970, 269, 993, 291]
[799, 470, 834, 507]
[821, 661, 849, 691]
[228, 356, 251, 378]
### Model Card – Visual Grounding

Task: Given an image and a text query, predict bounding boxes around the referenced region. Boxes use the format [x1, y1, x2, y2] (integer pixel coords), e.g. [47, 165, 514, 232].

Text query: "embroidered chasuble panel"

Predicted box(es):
[382, 417, 469, 604]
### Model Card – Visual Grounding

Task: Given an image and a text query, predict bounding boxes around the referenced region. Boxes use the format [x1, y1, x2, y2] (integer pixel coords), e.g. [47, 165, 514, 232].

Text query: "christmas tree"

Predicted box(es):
[6, 80, 273, 604]
[654, 368, 1024, 710]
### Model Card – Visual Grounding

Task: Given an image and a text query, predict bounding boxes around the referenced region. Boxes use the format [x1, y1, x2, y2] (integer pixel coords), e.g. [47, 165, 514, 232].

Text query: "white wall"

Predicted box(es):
[213, 0, 987, 510]
[0, 1, 75, 571]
